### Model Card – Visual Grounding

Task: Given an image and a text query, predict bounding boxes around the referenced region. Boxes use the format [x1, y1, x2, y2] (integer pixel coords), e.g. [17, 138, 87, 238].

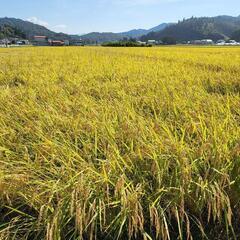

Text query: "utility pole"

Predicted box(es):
[3, 25, 8, 48]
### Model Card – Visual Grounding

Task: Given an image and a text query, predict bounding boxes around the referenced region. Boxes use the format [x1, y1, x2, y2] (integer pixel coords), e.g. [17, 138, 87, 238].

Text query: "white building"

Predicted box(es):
[63, 40, 70, 46]
[216, 39, 226, 45]
[70, 39, 84, 46]
[147, 40, 156, 45]
[137, 41, 147, 45]
[225, 40, 240, 46]
[189, 39, 213, 45]
[0, 39, 10, 47]
[200, 39, 214, 45]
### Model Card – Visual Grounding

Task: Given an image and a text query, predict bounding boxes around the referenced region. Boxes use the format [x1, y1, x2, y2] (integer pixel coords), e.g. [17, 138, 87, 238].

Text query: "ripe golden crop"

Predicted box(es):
[0, 46, 239, 239]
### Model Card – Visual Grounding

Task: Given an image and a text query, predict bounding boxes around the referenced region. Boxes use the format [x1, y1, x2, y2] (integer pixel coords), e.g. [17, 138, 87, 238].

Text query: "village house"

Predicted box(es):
[50, 40, 65, 46]
[147, 40, 156, 45]
[188, 39, 214, 45]
[33, 36, 49, 46]
[69, 39, 84, 46]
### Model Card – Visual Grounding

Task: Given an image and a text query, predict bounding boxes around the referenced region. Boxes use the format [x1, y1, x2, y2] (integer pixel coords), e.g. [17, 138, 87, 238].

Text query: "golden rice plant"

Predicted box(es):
[0, 46, 239, 239]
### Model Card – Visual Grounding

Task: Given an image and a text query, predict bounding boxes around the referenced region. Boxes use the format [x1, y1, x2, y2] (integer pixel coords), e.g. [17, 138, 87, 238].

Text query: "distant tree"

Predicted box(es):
[161, 36, 177, 45]
[231, 29, 240, 41]
[102, 41, 152, 47]
[140, 15, 240, 42]
[129, 37, 137, 42]
[0, 24, 26, 39]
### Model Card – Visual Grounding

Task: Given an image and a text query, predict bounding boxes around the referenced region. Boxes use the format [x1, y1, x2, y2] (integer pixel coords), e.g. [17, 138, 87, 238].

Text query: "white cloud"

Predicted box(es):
[27, 17, 68, 33]
[27, 17, 49, 27]
[53, 24, 67, 29]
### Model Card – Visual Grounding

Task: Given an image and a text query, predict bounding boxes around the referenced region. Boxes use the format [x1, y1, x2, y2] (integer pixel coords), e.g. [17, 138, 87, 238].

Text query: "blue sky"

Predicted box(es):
[1, 0, 239, 34]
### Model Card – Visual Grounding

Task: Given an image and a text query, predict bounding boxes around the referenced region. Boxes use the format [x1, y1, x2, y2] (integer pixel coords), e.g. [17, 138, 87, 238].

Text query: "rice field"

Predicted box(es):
[0, 46, 240, 239]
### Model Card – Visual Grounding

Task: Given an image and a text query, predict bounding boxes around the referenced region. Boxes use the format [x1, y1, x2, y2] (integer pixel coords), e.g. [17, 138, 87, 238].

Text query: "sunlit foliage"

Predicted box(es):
[0, 46, 240, 239]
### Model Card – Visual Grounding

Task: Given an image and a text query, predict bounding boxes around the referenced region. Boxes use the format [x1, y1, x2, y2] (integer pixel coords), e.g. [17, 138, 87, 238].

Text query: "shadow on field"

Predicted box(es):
[1, 203, 240, 240]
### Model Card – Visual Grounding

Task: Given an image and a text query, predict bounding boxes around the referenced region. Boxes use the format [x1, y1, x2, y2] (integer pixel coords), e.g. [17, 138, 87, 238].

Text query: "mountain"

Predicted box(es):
[140, 15, 240, 42]
[231, 29, 240, 41]
[80, 32, 123, 43]
[120, 29, 148, 38]
[0, 24, 26, 39]
[148, 23, 174, 32]
[0, 17, 69, 39]
[79, 23, 173, 42]
[120, 23, 173, 38]
[2, 16, 240, 44]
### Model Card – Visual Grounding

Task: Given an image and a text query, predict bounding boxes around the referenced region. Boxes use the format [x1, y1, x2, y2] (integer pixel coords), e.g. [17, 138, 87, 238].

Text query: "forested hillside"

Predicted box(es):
[141, 15, 240, 42]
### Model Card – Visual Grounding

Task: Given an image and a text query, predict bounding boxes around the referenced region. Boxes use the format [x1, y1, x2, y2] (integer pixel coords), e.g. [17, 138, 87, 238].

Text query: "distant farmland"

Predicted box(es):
[0, 46, 240, 239]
